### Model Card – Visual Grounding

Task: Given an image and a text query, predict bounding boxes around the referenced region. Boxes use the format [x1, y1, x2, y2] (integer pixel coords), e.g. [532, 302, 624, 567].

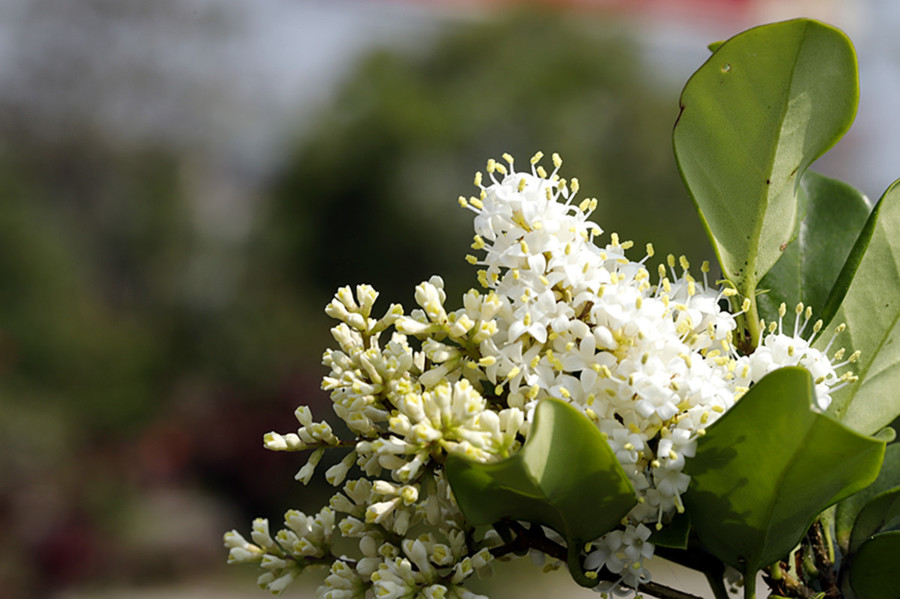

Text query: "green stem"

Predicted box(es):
[744, 570, 757, 599]
[736, 282, 762, 353]
[819, 510, 837, 564]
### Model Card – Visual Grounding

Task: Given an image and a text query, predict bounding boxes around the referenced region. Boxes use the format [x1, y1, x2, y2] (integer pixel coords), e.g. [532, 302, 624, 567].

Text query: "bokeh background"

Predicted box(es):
[3, 0, 900, 597]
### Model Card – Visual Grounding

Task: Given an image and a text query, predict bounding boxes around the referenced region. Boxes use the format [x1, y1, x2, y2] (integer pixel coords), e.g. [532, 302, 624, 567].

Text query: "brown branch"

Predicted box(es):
[808, 521, 840, 598]
[489, 521, 704, 599]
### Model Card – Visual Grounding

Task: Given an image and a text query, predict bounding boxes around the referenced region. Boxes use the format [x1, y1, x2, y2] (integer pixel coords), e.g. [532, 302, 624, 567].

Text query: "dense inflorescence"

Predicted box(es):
[225, 153, 855, 598]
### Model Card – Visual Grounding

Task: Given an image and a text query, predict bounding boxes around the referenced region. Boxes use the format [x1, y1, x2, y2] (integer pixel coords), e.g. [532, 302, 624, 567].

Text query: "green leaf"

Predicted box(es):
[674, 19, 858, 296]
[849, 531, 900, 599]
[816, 180, 900, 434]
[836, 443, 900, 552]
[445, 398, 636, 583]
[849, 487, 900, 553]
[649, 512, 691, 550]
[757, 171, 871, 333]
[683, 367, 885, 575]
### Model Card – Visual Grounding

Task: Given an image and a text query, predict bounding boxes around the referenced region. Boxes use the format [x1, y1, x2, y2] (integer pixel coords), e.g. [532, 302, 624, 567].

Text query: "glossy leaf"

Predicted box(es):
[683, 367, 885, 575]
[649, 512, 690, 550]
[836, 443, 900, 552]
[849, 487, 900, 553]
[816, 180, 900, 434]
[849, 531, 900, 599]
[674, 19, 858, 294]
[445, 398, 636, 581]
[757, 171, 871, 333]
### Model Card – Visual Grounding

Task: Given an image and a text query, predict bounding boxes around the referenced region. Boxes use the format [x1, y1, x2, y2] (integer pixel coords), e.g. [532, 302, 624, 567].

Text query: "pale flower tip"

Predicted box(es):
[295, 464, 315, 484]
[530, 151, 543, 164]
[266, 571, 297, 594]
[295, 405, 312, 426]
[263, 432, 288, 451]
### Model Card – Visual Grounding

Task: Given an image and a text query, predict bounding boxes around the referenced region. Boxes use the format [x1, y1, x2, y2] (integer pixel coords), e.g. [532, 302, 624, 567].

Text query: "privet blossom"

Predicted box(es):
[225, 153, 857, 597]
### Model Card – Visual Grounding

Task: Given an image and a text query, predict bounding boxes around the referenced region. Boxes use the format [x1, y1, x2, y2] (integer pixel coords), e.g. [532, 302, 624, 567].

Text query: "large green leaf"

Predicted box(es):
[849, 531, 900, 599]
[757, 171, 871, 333]
[836, 443, 900, 552]
[816, 180, 900, 434]
[445, 398, 636, 584]
[674, 19, 858, 296]
[683, 368, 885, 575]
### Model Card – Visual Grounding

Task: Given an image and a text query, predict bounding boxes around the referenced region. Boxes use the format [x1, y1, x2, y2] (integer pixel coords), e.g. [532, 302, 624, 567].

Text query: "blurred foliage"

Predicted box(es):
[262, 9, 713, 311]
[0, 133, 310, 596]
[0, 138, 186, 431]
[0, 6, 714, 597]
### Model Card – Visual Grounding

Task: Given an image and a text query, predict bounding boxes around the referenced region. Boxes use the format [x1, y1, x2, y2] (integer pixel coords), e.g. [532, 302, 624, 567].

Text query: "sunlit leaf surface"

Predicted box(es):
[684, 368, 885, 574]
[674, 19, 857, 295]
[757, 171, 870, 333]
[817, 180, 900, 434]
[445, 398, 636, 548]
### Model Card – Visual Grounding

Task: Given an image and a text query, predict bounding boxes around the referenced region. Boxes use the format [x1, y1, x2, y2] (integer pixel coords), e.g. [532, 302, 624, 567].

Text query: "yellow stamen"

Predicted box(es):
[552, 153, 562, 168]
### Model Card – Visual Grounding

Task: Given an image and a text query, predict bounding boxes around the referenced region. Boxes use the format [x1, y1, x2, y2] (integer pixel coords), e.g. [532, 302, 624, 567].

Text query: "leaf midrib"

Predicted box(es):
[748, 20, 810, 286]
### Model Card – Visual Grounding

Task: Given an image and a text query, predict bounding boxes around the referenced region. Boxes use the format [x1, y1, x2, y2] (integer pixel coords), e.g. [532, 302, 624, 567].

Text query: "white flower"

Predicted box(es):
[223, 530, 263, 564]
[229, 152, 855, 598]
[318, 560, 366, 599]
[745, 304, 857, 409]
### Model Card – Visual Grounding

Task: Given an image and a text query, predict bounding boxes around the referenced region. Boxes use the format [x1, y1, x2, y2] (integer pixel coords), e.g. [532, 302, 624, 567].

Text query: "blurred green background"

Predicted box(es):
[0, 0, 883, 597]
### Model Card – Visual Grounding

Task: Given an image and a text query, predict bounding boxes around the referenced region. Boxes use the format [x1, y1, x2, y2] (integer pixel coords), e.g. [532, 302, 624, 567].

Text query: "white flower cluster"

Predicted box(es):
[226, 153, 855, 597]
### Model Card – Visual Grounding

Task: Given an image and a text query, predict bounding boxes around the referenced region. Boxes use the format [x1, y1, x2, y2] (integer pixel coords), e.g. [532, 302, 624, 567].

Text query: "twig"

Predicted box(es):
[489, 521, 704, 599]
